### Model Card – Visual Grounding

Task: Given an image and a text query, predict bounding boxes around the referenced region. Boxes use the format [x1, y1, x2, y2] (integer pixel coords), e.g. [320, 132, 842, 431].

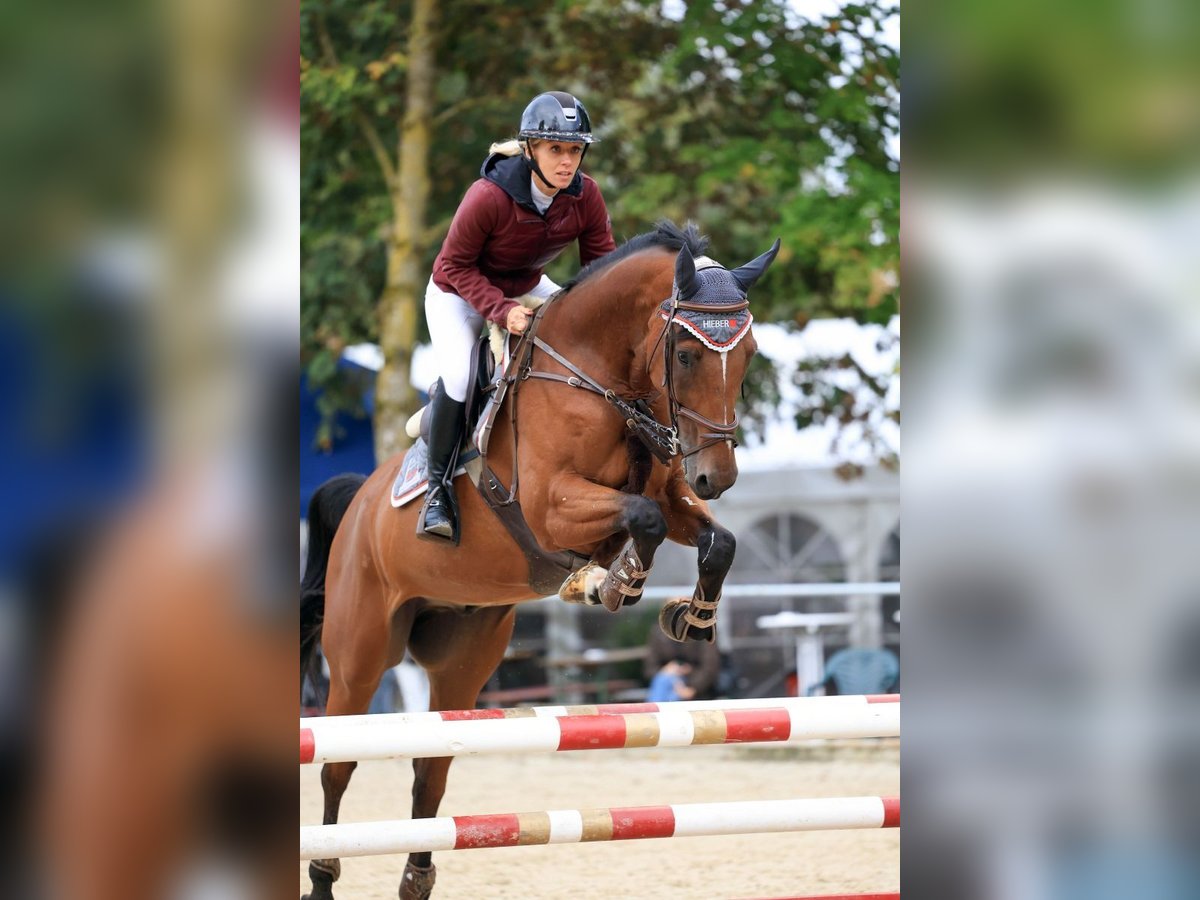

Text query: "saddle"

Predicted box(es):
[392, 305, 589, 595]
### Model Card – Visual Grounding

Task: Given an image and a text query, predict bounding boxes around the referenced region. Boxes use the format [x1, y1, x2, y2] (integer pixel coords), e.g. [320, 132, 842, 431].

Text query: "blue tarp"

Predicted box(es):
[0, 304, 146, 575]
[299, 363, 378, 517]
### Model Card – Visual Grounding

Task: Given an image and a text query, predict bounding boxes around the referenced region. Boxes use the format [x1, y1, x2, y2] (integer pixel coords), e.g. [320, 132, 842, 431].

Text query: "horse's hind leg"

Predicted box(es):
[399, 604, 517, 900]
[302, 595, 395, 900]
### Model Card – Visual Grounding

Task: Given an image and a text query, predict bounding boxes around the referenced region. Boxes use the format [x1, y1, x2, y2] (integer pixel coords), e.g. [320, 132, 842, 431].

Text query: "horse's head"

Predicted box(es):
[657, 239, 781, 500]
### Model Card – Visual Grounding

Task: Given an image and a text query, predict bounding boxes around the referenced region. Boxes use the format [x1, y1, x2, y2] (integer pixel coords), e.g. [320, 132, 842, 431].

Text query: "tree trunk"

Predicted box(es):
[374, 0, 437, 463]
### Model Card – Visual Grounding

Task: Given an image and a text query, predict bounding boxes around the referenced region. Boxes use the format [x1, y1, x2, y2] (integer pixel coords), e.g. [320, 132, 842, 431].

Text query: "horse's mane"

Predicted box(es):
[561, 220, 710, 294]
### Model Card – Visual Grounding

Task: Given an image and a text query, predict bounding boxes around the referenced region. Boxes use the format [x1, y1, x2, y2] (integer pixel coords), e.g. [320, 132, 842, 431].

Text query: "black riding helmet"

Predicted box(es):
[517, 91, 598, 191]
[517, 91, 598, 143]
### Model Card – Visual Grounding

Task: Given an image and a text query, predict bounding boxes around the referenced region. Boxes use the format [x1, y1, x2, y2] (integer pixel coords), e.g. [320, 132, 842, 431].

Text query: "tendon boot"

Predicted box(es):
[417, 388, 466, 544]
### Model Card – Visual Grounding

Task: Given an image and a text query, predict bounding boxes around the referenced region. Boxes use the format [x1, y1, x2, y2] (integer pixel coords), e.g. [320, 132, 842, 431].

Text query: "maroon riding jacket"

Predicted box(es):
[432, 153, 617, 326]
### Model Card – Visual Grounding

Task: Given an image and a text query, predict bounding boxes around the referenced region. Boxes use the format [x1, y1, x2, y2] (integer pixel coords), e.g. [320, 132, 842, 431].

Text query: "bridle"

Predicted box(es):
[520, 262, 745, 465]
[654, 266, 746, 460]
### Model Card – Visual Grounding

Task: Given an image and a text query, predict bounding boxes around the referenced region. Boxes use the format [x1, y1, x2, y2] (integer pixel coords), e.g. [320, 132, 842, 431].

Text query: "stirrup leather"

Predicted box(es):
[423, 483, 452, 514]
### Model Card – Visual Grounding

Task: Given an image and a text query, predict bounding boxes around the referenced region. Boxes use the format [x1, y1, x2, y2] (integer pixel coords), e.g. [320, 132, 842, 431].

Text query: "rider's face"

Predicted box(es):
[526, 140, 584, 193]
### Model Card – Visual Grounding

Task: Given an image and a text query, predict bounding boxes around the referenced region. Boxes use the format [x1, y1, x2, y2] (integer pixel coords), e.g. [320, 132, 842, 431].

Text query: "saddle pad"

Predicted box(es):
[390, 440, 479, 508]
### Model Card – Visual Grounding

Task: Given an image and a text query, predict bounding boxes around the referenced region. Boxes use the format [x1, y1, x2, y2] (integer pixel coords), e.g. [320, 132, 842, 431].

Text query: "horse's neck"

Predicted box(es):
[540, 257, 669, 396]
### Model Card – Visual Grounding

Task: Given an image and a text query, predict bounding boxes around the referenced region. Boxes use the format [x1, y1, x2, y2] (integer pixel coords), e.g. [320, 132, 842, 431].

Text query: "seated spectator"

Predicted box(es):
[647, 660, 696, 702]
[643, 623, 722, 701]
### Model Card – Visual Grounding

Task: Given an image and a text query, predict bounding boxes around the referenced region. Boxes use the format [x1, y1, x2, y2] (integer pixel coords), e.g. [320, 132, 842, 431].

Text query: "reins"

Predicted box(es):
[524, 336, 680, 463]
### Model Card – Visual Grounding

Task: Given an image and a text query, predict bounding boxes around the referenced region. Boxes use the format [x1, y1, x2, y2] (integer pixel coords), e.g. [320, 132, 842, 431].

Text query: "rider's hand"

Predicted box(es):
[506, 305, 534, 335]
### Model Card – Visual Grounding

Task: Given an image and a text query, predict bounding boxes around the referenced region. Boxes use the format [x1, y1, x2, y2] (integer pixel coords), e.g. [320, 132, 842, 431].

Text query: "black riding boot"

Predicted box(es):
[417, 389, 466, 544]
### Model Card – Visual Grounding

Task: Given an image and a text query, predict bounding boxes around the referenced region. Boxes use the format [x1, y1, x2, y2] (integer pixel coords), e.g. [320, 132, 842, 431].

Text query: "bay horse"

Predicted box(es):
[300, 221, 780, 900]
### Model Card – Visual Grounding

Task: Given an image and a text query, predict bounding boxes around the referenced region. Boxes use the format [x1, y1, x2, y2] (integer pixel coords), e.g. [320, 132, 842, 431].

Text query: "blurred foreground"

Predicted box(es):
[905, 0, 1200, 897]
[0, 1, 298, 897]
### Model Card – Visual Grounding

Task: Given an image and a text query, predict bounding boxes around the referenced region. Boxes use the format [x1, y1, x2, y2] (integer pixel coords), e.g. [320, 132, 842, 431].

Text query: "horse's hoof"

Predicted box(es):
[399, 861, 437, 900]
[559, 563, 605, 605]
[303, 859, 339, 900]
[658, 598, 716, 643]
[301, 881, 335, 899]
[301, 882, 334, 900]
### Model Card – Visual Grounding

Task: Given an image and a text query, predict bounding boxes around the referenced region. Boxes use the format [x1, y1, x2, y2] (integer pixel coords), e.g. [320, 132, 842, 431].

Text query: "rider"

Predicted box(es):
[418, 90, 617, 544]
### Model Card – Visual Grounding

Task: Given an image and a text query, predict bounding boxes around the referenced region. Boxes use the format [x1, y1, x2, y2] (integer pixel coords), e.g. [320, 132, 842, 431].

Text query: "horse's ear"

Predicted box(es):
[730, 238, 782, 293]
[675, 243, 698, 300]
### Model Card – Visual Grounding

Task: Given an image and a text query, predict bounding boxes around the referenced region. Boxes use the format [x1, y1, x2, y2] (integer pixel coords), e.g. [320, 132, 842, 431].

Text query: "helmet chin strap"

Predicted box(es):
[523, 143, 587, 195]
[522, 148, 556, 195]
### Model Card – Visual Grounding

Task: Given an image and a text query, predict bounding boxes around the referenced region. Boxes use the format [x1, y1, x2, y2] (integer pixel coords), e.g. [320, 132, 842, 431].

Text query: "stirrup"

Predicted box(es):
[416, 486, 459, 544]
[421, 516, 455, 539]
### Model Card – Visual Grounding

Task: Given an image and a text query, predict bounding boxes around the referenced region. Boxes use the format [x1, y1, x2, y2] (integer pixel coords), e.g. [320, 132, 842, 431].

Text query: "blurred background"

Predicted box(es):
[904, 0, 1200, 897]
[1, 0, 298, 897]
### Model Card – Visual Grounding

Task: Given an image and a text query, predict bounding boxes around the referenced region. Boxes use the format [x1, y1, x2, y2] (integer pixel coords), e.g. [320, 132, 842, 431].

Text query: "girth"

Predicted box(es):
[474, 460, 590, 596]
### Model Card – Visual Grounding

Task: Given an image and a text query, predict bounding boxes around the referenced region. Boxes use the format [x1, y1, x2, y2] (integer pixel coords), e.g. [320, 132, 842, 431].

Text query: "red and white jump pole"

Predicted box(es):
[301, 692, 897, 726]
[300, 695, 899, 765]
[300, 795, 899, 860]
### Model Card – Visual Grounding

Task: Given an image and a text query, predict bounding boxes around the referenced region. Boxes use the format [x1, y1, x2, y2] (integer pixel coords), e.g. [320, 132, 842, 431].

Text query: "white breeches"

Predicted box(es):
[424, 275, 560, 402]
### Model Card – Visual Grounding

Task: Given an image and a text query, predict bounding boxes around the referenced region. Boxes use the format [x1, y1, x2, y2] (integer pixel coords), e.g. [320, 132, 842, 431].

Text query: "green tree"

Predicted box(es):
[302, 0, 899, 468]
[301, 0, 435, 461]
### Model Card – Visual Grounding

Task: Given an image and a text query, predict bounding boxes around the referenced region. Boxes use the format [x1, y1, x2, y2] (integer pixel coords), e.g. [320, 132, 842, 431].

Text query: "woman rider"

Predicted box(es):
[418, 91, 617, 543]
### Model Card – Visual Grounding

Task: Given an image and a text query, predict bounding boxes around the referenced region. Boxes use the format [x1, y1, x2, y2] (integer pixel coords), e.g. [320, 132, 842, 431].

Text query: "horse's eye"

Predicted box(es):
[676, 350, 691, 367]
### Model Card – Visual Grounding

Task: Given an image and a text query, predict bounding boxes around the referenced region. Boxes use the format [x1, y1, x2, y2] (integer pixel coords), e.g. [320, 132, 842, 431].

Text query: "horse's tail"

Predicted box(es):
[300, 473, 367, 707]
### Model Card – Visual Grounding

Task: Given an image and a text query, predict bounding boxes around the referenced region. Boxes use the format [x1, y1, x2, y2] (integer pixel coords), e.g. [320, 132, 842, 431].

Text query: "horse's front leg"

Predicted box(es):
[657, 470, 736, 643]
[539, 474, 668, 611]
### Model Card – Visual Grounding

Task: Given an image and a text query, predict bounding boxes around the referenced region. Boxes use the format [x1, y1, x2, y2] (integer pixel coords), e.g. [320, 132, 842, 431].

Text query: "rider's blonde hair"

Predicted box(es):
[489, 138, 539, 157]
